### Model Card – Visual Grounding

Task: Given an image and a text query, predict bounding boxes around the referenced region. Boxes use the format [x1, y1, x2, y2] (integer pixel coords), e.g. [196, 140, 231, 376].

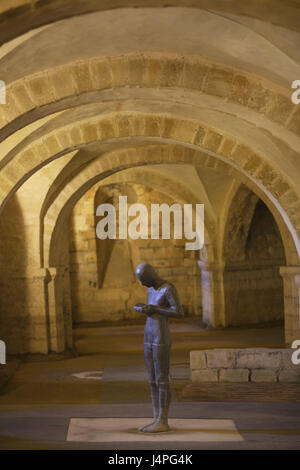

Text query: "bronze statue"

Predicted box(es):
[134, 263, 184, 433]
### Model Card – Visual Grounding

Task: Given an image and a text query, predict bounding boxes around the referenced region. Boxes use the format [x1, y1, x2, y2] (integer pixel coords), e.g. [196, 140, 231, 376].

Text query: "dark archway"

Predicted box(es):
[224, 190, 286, 327]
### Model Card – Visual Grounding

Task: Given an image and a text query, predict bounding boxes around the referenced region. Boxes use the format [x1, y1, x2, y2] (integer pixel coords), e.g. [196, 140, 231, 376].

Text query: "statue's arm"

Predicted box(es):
[150, 286, 184, 319]
[134, 289, 152, 316]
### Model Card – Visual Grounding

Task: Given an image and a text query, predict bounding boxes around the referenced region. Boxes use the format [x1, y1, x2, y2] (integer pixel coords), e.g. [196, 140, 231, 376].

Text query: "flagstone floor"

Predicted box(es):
[0, 321, 299, 449]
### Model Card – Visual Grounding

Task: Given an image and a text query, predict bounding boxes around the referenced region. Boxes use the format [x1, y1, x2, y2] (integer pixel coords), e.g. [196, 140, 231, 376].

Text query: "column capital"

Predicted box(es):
[280, 266, 300, 277]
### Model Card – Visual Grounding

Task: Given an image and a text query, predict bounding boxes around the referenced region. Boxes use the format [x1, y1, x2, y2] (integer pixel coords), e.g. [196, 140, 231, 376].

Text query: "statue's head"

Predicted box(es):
[136, 263, 159, 288]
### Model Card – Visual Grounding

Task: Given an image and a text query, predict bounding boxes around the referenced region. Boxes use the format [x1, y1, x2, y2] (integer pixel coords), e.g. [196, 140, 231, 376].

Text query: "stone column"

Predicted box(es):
[198, 260, 225, 328]
[28, 268, 51, 354]
[192, 260, 202, 318]
[46, 267, 72, 353]
[280, 266, 300, 345]
[0, 268, 50, 354]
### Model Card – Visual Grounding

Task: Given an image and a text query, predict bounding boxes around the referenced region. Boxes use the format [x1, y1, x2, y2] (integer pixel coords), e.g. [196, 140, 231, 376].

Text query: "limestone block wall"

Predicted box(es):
[0, 270, 49, 354]
[69, 183, 201, 324]
[0, 195, 50, 354]
[190, 348, 300, 383]
[224, 267, 284, 326]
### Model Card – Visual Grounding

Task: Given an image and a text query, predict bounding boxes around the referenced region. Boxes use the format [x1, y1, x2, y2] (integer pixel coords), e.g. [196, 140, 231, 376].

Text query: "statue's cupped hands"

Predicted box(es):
[134, 303, 157, 315]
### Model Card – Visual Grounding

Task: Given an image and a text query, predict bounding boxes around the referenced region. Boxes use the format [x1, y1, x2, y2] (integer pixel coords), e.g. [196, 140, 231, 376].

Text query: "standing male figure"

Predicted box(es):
[134, 263, 184, 433]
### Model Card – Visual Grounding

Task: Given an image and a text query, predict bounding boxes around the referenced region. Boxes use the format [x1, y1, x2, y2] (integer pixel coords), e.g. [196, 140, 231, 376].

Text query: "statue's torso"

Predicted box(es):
[144, 283, 172, 346]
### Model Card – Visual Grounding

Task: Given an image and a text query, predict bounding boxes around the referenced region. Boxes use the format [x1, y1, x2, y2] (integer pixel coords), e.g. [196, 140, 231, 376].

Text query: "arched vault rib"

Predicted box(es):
[41, 144, 299, 270]
[2, 95, 300, 192]
[39, 142, 216, 247]
[1, 52, 299, 142]
[43, 148, 217, 267]
[2, 86, 300, 170]
[34, 136, 297, 270]
[218, 179, 298, 267]
[0, 104, 299, 258]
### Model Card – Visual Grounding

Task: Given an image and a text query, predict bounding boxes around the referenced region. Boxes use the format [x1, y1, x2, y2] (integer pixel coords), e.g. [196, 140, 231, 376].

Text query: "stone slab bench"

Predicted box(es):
[190, 348, 300, 383]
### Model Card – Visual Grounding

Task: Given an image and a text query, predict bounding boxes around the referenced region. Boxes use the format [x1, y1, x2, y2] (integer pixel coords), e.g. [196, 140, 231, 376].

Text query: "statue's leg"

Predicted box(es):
[139, 342, 159, 432]
[141, 343, 171, 433]
[150, 382, 159, 421]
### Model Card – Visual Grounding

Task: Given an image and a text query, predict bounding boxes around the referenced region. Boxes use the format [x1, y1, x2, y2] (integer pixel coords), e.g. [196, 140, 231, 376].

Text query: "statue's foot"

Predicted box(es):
[140, 421, 170, 433]
[138, 420, 157, 432]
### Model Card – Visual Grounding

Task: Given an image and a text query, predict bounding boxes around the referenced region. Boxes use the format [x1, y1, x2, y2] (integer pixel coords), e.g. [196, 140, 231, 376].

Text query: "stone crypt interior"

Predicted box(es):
[0, 0, 300, 450]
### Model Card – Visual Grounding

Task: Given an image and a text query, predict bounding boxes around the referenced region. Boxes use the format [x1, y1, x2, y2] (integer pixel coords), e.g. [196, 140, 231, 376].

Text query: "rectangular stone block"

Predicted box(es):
[219, 369, 249, 383]
[190, 351, 206, 369]
[237, 349, 281, 369]
[191, 369, 218, 383]
[203, 67, 233, 98]
[278, 370, 300, 383]
[251, 369, 277, 383]
[206, 349, 236, 368]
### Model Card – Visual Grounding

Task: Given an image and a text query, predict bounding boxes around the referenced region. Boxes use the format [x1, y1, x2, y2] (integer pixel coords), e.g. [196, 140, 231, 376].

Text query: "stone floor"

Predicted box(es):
[0, 321, 299, 449]
[181, 382, 300, 402]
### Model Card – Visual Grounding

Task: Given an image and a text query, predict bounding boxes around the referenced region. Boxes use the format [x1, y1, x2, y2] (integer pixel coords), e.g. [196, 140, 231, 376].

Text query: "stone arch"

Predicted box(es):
[69, 176, 204, 324]
[1, 108, 300, 351]
[0, 107, 297, 256]
[1, 52, 298, 141]
[222, 183, 286, 327]
[39, 141, 299, 345]
[45, 158, 214, 348]
[45, 156, 216, 265]
[0, 2, 299, 358]
[220, 180, 298, 269]
[17, 103, 297, 349]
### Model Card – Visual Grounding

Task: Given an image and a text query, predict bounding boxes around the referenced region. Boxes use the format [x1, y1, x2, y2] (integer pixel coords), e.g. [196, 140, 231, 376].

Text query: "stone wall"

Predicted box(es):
[0, 195, 50, 354]
[190, 348, 300, 383]
[69, 183, 201, 324]
[224, 266, 284, 326]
